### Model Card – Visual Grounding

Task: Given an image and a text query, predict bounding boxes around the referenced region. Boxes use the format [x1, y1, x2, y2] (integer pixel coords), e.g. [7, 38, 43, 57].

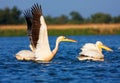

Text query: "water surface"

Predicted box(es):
[0, 35, 120, 83]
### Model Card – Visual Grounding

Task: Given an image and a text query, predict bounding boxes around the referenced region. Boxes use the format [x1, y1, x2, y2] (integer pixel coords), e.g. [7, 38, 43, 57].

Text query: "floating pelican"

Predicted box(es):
[77, 41, 113, 61]
[15, 4, 76, 62]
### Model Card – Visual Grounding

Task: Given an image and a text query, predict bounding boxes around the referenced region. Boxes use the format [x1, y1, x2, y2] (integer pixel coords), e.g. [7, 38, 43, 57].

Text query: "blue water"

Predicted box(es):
[0, 35, 120, 83]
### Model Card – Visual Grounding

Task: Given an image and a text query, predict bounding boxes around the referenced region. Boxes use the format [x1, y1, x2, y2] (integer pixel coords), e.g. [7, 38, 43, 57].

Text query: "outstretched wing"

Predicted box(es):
[24, 9, 35, 51]
[31, 4, 42, 49]
[30, 4, 52, 60]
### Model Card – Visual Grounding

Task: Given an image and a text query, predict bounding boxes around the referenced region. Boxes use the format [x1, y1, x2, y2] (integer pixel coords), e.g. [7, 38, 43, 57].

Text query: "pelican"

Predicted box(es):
[77, 41, 113, 61]
[15, 4, 76, 62]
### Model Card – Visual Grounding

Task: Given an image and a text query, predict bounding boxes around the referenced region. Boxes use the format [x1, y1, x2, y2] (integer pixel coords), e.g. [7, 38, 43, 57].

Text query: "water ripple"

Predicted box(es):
[0, 36, 120, 83]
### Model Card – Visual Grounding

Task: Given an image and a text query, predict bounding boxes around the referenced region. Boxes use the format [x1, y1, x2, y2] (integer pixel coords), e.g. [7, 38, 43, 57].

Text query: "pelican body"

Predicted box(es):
[15, 4, 76, 62]
[78, 41, 113, 61]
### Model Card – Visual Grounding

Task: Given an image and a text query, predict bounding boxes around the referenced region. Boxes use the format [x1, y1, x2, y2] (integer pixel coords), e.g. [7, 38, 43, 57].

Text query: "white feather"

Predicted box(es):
[35, 16, 52, 60]
[79, 43, 104, 58]
[16, 50, 35, 60]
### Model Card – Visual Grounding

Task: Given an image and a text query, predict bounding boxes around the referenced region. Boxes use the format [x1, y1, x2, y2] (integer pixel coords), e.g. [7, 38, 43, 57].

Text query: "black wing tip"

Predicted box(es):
[33, 3, 42, 9]
[23, 3, 42, 17]
[31, 3, 42, 15]
[23, 9, 32, 18]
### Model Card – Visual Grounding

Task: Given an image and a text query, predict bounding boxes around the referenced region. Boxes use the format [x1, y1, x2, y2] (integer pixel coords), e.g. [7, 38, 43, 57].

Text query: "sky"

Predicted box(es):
[0, 0, 120, 18]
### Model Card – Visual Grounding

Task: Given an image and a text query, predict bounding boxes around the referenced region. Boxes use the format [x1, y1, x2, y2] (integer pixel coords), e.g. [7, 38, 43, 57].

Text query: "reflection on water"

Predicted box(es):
[0, 35, 120, 83]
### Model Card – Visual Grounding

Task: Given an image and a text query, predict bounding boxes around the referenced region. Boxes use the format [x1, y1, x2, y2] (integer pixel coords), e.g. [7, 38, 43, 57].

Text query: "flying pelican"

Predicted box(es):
[77, 41, 113, 61]
[15, 4, 76, 62]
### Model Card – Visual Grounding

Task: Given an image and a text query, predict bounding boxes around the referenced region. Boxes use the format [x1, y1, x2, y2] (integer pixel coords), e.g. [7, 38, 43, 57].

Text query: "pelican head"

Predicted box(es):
[57, 36, 77, 43]
[96, 41, 113, 52]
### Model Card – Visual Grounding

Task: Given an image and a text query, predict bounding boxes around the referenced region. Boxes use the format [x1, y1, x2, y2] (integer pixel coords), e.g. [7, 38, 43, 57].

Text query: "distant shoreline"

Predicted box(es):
[0, 24, 120, 36]
[0, 24, 120, 30]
